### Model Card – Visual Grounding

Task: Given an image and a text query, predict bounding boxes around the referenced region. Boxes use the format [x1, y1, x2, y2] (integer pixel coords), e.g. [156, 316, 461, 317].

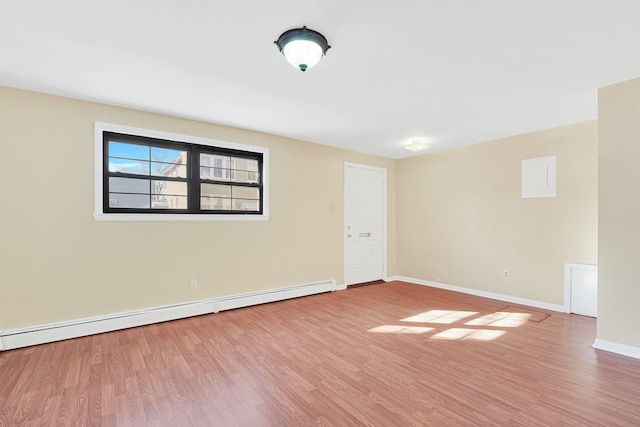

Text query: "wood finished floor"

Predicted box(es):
[1, 281, 640, 426]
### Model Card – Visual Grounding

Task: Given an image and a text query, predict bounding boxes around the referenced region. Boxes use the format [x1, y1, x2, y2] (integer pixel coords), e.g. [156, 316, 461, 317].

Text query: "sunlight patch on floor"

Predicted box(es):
[401, 310, 478, 324]
[368, 307, 537, 341]
[368, 325, 435, 334]
[465, 312, 530, 328]
[431, 328, 506, 341]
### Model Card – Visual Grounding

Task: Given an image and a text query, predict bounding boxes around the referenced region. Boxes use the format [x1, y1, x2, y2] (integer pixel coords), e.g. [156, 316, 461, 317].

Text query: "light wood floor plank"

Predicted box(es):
[1, 281, 640, 426]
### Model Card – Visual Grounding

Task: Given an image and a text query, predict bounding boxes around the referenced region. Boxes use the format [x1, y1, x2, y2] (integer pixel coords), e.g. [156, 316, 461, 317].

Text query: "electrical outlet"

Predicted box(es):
[190, 279, 198, 289]
[503, 270, 509, 279]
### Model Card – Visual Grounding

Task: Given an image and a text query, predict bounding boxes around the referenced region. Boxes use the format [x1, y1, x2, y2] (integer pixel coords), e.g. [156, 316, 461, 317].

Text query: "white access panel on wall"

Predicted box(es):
[522, 155, 556, 198]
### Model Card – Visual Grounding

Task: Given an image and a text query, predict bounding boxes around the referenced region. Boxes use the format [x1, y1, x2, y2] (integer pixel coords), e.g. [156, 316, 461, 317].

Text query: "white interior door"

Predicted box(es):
[344, 163, 386, 285]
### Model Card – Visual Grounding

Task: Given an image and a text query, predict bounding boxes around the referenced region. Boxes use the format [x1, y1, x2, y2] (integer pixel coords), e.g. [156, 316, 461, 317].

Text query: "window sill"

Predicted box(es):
[93, 213, 269, 222]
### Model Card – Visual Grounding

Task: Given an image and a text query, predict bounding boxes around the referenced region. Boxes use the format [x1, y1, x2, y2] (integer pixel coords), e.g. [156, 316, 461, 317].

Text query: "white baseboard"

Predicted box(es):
[0, 279, 337, 351]
[389, 276, 565, 312]
[593, 339, 640, 360]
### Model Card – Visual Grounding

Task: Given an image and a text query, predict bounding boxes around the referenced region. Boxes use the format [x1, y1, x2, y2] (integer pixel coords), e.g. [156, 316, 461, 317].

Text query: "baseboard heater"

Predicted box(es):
[0, 279, 337, 351]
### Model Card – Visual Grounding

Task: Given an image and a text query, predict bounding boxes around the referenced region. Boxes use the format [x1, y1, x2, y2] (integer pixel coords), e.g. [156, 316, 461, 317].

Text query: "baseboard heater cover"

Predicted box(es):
[214, 279, 336, 312]
[0, 279, 336, 351]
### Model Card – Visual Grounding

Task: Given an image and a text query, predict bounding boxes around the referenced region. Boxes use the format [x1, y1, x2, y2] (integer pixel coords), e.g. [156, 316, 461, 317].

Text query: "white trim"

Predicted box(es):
[391, 276, 565, 312]
[563, 263, 598, 313]
[343, 162, 388, 285]
[94, 213, 269, 222]
[335, 283, 347, 291]
[94, 121, 270, 221]
[0, 279, 335, 351]
[593, 339, 640, 360]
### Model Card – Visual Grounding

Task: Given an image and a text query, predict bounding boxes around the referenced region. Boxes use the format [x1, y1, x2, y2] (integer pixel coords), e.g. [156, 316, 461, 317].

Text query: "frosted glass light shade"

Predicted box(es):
[403, 140, 431, 152]
[275, 26, 331, 72]
[283, 40, 324, 71]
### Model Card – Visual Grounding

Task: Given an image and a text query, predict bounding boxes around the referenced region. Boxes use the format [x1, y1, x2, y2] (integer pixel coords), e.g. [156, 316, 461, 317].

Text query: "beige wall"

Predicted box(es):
[0, 86, 396, 330]
[396, 122, 598, 305]
[598, 77, 640, 347]
[0, 83, 607, 334]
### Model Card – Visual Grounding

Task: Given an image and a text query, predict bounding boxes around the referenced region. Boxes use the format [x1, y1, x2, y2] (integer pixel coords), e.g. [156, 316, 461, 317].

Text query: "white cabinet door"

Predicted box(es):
[571, 267, 597, 317]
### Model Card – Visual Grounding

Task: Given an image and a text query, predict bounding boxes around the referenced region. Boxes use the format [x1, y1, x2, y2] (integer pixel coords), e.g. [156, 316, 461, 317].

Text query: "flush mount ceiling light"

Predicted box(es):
[403, 140, 431, 152]
[274, 26, 331, 72]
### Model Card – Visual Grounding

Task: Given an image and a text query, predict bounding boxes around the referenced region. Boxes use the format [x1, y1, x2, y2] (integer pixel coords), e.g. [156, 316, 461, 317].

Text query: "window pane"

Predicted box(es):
[231, 170, 260, 183]
[232, 186, 259, 199]
[150, 146, 187, 178]
[152, 196, 187, 209]
[233, 199, 259, 211]
[108, 193, 150, 209]
[109, 158, 150, 175]
[151, 147, 185, 162]
[200, 166, 224, 180]
[230, 157, 259, 183]
[152, 180, 187, 196]
[151, 162, 187, 178]
[201, 154, 230, 167]
[109, 177, 150, 194]
[200, 154, 231, 180]
[200, 197, 231, 210]
[232, 170, 250, 183]
[231, 158, 258, 171]
[201, 183, 231, 197]
[108, 141, 149, 160]
[214, 168, 231, 180]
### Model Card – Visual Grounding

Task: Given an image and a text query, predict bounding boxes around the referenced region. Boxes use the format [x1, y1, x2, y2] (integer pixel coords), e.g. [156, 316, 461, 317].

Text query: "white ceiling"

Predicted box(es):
[2, 1, 640, 159]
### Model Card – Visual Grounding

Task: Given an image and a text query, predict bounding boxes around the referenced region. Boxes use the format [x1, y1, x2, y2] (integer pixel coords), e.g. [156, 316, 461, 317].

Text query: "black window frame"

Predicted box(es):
[103, 131, 264, 215]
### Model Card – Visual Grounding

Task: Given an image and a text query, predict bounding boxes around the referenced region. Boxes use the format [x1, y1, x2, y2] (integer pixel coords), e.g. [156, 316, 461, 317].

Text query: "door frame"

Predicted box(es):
[343, 162, 388, 286]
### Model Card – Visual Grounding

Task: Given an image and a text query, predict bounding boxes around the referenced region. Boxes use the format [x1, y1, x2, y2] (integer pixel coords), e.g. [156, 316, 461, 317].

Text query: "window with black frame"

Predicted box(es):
[103, 131, 263, 215]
